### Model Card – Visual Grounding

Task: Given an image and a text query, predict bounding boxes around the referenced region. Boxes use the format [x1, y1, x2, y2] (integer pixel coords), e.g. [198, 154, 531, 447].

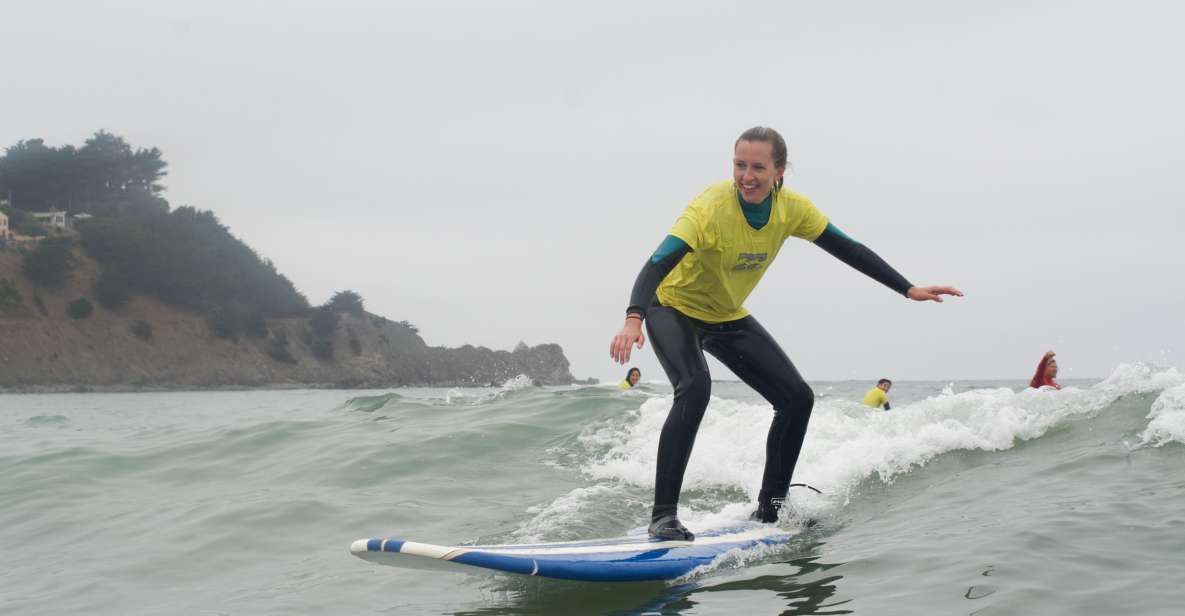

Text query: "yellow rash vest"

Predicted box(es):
[657, 181, 829, 323]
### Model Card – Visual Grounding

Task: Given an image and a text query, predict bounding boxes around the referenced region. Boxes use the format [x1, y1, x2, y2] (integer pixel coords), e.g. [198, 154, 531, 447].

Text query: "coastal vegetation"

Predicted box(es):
[0, 131, 578, 389]
[0, 131, 167, 216]
[66, 297, 94, 319]
[21, 237, 75, 286]
[2, 131, 308, 330]
[0, 206, 48, 237]
[0, 278, 21, 311]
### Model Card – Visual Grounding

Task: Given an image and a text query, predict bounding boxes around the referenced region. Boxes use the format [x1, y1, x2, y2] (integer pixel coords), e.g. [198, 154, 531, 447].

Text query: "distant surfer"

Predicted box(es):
[609, 126, 962, 541]
[1029, 350, 1061, 390]
[619, 367, 642, 390]
[862, 379, 893, 410]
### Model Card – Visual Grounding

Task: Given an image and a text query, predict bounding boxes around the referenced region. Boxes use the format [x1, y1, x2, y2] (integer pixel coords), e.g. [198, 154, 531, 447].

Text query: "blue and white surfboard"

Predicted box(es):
[350, 525, 793, 582]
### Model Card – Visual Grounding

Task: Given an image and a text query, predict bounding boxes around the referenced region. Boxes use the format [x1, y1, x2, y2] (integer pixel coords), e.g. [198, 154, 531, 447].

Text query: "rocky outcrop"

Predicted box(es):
[0, 250, 575, 391]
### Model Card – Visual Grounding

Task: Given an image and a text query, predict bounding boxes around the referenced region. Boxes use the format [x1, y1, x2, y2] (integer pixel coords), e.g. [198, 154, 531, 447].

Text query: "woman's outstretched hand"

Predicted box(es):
[610, 318, 646, 364]
[907, 286, 964, 303]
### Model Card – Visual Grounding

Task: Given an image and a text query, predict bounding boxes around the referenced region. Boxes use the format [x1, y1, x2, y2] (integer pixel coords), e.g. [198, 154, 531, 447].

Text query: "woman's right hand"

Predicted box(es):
[610, 317, 646, 364]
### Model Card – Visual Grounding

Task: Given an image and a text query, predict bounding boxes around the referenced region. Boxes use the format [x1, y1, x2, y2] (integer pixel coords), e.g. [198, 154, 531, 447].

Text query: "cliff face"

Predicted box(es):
[0, 250, 575, 391]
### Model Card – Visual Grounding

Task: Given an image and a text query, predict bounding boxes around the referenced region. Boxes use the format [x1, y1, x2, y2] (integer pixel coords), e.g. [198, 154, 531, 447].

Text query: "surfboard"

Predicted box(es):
[350, 524, 794, 582]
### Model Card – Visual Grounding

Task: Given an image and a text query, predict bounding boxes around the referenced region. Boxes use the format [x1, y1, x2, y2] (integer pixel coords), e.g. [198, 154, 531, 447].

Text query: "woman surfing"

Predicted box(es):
[609, 126, 962, 540]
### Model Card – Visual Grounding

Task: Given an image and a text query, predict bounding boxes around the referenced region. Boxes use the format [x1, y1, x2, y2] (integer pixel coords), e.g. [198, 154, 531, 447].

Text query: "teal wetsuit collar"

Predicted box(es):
[736, 190, 773, 230]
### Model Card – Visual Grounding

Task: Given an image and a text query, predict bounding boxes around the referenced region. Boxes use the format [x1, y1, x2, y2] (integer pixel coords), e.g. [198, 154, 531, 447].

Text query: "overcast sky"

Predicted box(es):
[3, 1, 1181, 382]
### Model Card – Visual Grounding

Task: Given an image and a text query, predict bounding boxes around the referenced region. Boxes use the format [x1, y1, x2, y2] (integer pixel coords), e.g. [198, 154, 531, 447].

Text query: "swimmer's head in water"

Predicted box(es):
[734, 126, 788, 202]
[1046, 359, 1058, 379]
[626, 367, 641, 386]
[877, 378, 892, 392]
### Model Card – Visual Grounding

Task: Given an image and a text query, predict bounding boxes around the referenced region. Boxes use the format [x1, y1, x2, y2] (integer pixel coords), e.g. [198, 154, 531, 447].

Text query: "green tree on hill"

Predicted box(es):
[326, 290, 365, 316]
[0, 140, 75, 212]
[309, 305, 339, 337]
[22, 237, 76, 286]
[4, 130, 309, 335]
[94, 267, 131, 310]
[0, 279, 22, 311]
[67, 297, 94, 319]
[0, 131, 168, 215]
[307, 305, 340, 360]
[74, 131, 168, 217]
[80, 206, 309, 321]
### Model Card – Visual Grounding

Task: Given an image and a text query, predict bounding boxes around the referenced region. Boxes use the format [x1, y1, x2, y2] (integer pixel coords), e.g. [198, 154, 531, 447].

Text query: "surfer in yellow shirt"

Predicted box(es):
[610, 126, 962, 541]
[619, 367, 641, 390]
[862, 379, 892, 411]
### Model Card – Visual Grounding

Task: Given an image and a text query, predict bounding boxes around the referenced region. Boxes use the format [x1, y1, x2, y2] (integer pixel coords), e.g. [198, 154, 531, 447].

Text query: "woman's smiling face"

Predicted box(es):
[733, 140, 784, 203]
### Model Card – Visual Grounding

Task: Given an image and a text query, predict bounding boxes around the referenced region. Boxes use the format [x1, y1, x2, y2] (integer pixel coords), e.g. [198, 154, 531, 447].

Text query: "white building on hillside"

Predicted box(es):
[0, 211, 9, 240]
[31, 210, 67, 230]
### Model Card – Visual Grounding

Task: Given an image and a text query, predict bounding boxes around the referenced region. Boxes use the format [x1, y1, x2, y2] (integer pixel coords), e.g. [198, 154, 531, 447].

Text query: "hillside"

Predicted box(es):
[0, 247, 575, 391]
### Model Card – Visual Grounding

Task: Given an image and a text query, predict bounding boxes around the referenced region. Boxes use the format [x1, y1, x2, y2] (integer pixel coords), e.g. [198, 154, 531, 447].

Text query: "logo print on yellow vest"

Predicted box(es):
[732, 252, 768, 272]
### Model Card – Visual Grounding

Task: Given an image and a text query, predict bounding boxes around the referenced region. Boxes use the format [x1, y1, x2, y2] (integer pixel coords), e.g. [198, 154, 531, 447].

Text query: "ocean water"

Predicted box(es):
[2, 366, 1184, 615]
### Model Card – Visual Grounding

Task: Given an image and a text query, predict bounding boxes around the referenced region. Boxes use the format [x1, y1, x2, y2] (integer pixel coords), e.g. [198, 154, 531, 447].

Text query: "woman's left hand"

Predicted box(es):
[907, 286, 963, 302]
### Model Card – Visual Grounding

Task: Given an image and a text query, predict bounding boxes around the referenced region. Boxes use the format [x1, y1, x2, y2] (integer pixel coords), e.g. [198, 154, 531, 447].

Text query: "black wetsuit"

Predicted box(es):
[627, 211, 912, 528]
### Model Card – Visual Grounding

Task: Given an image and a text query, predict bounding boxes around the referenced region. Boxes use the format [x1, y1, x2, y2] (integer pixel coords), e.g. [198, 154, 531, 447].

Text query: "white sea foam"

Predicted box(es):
[513, 485, 624, 542]
[1093, 362, 1184, 395]
[511, 363, 1183, 543]
[672, 540, 788, 584]
[498, 373, 537, 391]
[578, 363, 1184, 528]
[444, 374, 537, 405]
[1138, 383, 1185, 447]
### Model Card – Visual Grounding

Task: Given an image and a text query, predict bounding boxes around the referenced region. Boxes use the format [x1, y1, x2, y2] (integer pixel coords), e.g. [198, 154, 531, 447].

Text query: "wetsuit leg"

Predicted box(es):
[645, 303, 712, 520]
[701, 316, 814, 501]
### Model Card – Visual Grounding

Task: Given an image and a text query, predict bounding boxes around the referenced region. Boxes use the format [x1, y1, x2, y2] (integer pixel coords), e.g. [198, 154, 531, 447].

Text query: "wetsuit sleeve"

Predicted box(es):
[626, 235, 692, 318]
[813, 223, 913, 297]
[884, 401, 891, 411]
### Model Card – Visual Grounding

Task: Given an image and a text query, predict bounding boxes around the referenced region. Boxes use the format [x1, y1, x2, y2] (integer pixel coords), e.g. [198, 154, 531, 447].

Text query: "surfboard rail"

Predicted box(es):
[350, 525, 794, 582]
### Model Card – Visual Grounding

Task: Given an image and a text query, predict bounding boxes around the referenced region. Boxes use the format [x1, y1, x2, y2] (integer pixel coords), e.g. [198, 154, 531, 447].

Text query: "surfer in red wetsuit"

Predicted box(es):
[1029, 351, 1061, 390]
